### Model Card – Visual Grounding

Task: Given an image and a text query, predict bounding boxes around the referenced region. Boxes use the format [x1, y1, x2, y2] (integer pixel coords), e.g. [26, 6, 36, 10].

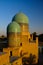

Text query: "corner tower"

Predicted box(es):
[7, 21, 21, 47]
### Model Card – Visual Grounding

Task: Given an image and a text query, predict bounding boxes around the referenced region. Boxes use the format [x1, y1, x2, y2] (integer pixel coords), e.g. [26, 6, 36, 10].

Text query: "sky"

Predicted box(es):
[0, 0, 43, 36]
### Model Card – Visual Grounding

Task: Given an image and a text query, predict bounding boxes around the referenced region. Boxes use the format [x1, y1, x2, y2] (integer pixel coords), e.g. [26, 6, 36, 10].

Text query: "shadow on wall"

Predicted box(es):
[22, 54, 37, 65]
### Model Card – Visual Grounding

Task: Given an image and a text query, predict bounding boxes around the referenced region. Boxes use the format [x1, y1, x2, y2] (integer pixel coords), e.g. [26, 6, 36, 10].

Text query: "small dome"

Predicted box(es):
[12, 13, 29, 24]
[7, 21, 21, 33]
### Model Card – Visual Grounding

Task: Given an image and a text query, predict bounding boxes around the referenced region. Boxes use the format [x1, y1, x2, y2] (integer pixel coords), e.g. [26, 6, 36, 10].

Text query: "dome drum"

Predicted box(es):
[20, 23, 29, 32]
[8, 33, 21, 47]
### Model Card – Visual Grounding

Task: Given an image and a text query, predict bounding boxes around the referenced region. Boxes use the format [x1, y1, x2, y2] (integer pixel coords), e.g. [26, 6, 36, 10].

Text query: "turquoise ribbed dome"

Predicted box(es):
[12, 13, 29, 24]
[7, 21, 21, 33]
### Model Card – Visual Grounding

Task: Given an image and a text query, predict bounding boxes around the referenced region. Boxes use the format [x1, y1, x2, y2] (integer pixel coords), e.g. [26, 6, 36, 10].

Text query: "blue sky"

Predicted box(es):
[0, 0, 43, 36]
